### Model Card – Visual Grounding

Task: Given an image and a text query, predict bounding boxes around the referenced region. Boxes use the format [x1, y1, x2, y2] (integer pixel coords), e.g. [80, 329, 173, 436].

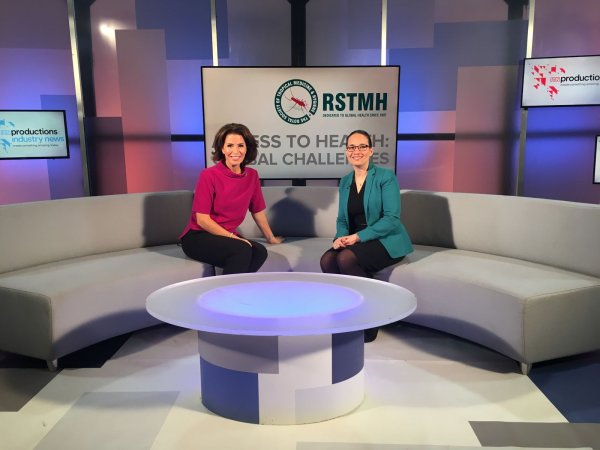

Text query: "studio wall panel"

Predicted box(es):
[532, 0, 600, 57]
[0, 49, 75, 106]
[135, 0, 213, 60]
[307, 0, 380, 66]
[0, 0, 70, 49]
[85, 117, 127, 196]
[222, 0, 289, 66]
[387, 0, 435, 49]
[115, 29, 173, 193]
[434, 0, 509, 23]
[171, 141, 205, 191]
[390, 20, 526, 112]
[90, 0, 137, 118]
[166, 60, 209, 136]
[397, 140, 455, 192]
[0, 161, 50, 205]
[348, 0, 382, 50]
[454, 66, 520, 194]
[0, 0, 82, 206]
[42, 95, 85, 200]
[523, 0, 600, 203]
[525, 107, 600, 203]
[398, 111, 456, 134]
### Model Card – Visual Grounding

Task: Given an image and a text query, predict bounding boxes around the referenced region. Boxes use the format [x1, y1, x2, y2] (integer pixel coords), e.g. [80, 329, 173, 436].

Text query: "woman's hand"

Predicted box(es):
[266, 235, 285, 245]
[333, 234, 360, 249]
[332, 237, 345, 250]
[341, 234, 360, 246]
[251, 211, 283, 246]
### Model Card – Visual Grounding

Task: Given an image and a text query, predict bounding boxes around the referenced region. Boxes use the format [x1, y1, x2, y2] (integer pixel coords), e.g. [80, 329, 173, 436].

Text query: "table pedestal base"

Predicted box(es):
[198, 331, 364, 424]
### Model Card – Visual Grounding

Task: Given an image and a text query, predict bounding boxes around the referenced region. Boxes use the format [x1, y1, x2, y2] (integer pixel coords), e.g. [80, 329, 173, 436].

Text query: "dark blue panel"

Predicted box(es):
[530, 359, 600, 423]
[525, 106, 600, 176]
[522, 106, 600, 201]
[390, 20, 527, 111]
[216, 0, 230, 60]
[393, 47, 458, 112]
[135, 0, 214, 60]
[527, 106, 600, 133]
[41, 95, 85, 199]
[200, 357, 259, 424]
[84, 117, 128, 195]
[332, 331, 364, 384]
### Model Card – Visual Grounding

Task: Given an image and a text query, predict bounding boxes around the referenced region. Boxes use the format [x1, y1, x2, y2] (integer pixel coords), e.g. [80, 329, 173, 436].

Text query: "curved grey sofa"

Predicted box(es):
[1, 187, 599, 374]
[0, 191, 212, 369]
[239, 187, 600, 374]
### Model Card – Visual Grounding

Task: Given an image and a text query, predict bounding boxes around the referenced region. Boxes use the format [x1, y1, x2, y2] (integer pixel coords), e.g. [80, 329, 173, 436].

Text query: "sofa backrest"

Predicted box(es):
[0, 190, 193, 274]
[241, 186, 600, 278]
[401, 190, 600, 278]
[4, 187, 598, 278]
[238, 186, 338, 238]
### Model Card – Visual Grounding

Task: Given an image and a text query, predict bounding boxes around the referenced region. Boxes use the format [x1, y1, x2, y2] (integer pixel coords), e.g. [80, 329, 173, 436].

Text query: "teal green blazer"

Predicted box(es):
[336, 164, 413, 258]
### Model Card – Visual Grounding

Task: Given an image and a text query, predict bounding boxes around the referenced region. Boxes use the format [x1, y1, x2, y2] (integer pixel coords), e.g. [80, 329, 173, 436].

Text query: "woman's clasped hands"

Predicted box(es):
[332, 233, 360, 250]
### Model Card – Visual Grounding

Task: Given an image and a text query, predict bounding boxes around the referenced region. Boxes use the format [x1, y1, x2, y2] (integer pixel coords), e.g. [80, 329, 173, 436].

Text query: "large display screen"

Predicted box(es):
[0, 110, 69, 160]
[521, 55, 600, 107]
[594, 135, 600, 184]
[201, 66, 399, 179]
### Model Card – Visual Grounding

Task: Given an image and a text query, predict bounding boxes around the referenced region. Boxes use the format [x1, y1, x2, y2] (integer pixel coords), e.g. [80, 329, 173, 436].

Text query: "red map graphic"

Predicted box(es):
[531, 64, 566, 100]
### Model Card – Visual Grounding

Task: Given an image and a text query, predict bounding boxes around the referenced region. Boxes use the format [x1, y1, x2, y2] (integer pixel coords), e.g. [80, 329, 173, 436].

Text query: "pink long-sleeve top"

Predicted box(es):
[179, 161, 266, 239]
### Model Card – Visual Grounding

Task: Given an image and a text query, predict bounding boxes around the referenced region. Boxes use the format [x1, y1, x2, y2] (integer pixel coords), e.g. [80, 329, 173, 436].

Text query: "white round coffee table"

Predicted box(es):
[146, 272, 416, 424]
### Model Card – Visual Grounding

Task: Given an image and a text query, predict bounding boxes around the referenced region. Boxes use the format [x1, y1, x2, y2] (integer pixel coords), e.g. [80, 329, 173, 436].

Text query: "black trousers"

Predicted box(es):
[181, 230, 267, 274]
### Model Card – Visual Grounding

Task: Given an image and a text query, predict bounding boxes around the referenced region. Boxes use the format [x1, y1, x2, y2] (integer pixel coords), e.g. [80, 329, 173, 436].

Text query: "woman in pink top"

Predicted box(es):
[180, 123, 283, 274]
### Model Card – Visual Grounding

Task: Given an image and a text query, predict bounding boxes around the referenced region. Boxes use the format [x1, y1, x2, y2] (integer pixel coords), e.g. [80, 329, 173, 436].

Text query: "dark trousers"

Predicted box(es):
[181, 230, 267, 275]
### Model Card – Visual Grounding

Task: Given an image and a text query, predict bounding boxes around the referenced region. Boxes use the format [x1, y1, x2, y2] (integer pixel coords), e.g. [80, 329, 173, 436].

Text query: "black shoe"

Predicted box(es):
[364, 327, 379, 343]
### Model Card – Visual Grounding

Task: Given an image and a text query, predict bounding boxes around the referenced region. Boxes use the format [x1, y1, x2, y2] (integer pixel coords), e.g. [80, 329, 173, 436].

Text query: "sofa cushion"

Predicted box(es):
[378, 245, 600, 362]
[0, 245, 212, 360]
[255, 237, 333, 273]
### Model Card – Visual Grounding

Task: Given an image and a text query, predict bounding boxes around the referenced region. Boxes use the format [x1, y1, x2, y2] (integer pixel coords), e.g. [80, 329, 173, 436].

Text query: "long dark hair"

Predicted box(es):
[211, 123, 258, 169]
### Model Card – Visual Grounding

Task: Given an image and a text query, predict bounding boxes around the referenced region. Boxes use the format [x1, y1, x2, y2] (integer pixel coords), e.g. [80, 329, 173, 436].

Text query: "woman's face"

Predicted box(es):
[222, 133, 247, 173]
[346, 133, 373, 169]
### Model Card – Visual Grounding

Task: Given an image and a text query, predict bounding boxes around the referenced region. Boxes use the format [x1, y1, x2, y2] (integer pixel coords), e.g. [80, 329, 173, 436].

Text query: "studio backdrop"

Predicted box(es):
[202, 66, 399, 179]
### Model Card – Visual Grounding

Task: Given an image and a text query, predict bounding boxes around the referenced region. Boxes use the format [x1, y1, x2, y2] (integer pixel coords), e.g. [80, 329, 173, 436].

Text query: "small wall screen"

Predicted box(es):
[0, 110, 69, 160]
[521, 56, 600, 108]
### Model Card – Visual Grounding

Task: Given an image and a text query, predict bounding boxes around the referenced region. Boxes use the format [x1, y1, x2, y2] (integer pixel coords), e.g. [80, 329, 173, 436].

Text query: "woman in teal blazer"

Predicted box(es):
[320, 130, 413, 341]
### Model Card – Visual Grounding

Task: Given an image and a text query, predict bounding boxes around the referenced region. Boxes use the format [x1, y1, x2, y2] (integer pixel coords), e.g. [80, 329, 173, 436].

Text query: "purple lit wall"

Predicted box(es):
[524, 0, 600, 203]
[386, 1, 526, 196]
[86, 0, 213, 195]
[1, 0, 599, 205]
[0, 0, 83, 205]
[85, 0, 288, 196]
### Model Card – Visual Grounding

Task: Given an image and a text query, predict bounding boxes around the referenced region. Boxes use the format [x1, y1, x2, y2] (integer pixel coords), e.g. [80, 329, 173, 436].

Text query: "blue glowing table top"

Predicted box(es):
[146, 272, 417, 336]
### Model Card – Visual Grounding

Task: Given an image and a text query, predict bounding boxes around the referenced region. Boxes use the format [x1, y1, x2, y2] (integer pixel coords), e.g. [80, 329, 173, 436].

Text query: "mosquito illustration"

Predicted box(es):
[284, 89, 311, 116]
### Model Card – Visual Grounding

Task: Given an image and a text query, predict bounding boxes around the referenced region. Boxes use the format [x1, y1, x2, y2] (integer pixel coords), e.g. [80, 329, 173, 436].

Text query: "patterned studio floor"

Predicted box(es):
[0, 323, 598, 450]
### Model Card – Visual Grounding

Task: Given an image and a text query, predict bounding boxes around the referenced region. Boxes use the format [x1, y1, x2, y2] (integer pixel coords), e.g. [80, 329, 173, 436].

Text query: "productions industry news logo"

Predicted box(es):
[530, 64, 566, 100]
[0, 118, 16, 151]
[274, 79, 318, 125]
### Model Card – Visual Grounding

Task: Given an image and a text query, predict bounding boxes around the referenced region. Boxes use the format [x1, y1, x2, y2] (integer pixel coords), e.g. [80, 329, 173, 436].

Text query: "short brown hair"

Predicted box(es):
[211, 123, 258, 169]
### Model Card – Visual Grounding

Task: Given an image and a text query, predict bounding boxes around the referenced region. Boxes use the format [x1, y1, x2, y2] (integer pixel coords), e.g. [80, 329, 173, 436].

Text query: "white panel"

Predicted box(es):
[258, 334, 332, 424]
[295, 369, 365, 424]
